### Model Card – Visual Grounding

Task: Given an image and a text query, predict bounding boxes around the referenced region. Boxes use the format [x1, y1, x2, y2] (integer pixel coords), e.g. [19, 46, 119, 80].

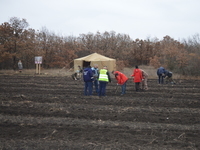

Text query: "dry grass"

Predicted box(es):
[0, 68, 74, 77]
[122, 65, 157, 79]
[0, 66, 199, 80]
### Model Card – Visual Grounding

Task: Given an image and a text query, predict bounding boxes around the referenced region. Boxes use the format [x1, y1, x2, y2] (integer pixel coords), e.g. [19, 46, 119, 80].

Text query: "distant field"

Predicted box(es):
[0, 66, 198, 80]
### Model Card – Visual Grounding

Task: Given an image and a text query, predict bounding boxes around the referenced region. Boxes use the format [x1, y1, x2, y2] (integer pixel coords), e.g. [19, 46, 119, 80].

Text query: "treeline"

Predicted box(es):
[0, 17, 200, 76]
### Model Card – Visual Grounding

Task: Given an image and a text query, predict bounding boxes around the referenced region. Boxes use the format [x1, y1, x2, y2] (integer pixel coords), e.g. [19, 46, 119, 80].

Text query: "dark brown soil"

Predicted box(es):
[0, 75, 200, 150]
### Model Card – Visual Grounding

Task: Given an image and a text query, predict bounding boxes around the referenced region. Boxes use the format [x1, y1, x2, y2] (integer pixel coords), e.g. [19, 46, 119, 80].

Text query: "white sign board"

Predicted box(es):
[35, 56, 42, 64]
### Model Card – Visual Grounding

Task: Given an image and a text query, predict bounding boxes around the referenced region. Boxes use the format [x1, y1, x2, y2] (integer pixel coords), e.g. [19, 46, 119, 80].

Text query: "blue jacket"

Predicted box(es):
[157, 67, 165, 76]
[83, 67, 93, 82]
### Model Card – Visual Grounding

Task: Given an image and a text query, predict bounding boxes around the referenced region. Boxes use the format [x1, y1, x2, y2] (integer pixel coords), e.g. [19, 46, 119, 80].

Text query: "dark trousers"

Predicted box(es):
[98, 81, 107, 96]
[135, 82, 140, 91]
[121, 81, 127, 94]
[93, 80, 99, 93]
[158, 75, 164, 84]
[84, 82, 93, 96]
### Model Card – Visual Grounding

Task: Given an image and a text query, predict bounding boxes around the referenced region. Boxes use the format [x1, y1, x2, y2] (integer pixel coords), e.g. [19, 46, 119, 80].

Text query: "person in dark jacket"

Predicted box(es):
[98, 66, 111, 97]
[83, 66, 93, 96]
[164, 70, 176, 84]
[157, 67, 165, 84]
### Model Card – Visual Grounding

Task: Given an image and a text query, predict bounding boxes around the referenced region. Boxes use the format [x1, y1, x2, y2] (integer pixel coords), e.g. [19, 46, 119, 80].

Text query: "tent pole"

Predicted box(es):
[59, 59, 74, 73]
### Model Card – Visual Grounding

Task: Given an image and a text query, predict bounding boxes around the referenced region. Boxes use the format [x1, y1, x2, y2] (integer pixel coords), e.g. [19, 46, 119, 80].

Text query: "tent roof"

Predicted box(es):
[75, 53, 115, 61]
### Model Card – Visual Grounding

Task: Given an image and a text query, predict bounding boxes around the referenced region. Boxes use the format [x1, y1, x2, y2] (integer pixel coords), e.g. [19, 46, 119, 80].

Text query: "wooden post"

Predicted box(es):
[35, 56, 42, 75]
[36, 64, 38, 74]
[38, 64, 41, 75]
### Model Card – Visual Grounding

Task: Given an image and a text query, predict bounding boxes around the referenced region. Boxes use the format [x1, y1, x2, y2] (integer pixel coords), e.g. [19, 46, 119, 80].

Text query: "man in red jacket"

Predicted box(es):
[131, 65, 143, 92]
[112, 71, 128, 95]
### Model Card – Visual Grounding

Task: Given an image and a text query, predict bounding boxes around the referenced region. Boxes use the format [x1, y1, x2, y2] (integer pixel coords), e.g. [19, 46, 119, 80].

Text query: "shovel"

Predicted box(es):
[115, 84, 119, 94]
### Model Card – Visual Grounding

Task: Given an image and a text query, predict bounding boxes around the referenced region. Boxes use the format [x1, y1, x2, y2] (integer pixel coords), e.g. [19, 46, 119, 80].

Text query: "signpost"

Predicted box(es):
[35, 56, 42, 74]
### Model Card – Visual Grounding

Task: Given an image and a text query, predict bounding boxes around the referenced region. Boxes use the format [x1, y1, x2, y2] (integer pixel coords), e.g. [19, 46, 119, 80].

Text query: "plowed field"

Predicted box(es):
[0, 75, 200, 150]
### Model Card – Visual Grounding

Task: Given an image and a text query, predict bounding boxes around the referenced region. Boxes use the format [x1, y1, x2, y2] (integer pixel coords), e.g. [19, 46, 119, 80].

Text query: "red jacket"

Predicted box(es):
[113, 71, 128, 85]
[131, 69, 142, 83]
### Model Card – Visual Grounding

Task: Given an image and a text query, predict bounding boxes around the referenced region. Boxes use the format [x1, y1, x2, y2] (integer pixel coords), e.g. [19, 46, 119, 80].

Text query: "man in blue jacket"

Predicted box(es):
[157, 67, 165, 84]
[83, 65, 93, 96]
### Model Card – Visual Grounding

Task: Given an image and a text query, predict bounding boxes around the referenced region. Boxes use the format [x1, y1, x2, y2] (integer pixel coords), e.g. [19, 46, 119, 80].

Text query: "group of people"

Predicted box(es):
[112, 65, 149, 93]
[17, 60, 175, 89]
[82, 65, 149, 97]
[82, 65, 176, 97]
[130, 65, 149, 92]
[83, 65, 111, 97]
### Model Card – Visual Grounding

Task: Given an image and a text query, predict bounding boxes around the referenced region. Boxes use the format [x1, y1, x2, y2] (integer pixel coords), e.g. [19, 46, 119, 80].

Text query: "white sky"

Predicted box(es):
[0, 0, 200, 40]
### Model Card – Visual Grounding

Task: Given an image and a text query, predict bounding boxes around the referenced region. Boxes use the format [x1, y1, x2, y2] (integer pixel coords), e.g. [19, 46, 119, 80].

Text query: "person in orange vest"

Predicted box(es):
[131, 65, 143, 92]
[112, 71, 128, 95]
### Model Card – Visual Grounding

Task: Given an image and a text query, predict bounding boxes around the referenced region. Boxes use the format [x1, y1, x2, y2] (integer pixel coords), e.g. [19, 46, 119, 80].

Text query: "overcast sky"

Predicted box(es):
[0, 0, 200, 40]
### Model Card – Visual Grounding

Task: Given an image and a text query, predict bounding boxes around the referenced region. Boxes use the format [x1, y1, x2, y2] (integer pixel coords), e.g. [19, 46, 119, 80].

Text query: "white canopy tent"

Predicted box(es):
[74, 53, 116, 72]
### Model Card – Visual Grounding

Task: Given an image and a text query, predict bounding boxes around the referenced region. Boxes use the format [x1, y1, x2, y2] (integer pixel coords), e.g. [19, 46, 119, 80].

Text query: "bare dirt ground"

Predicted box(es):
[0, 72, 200, 150]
